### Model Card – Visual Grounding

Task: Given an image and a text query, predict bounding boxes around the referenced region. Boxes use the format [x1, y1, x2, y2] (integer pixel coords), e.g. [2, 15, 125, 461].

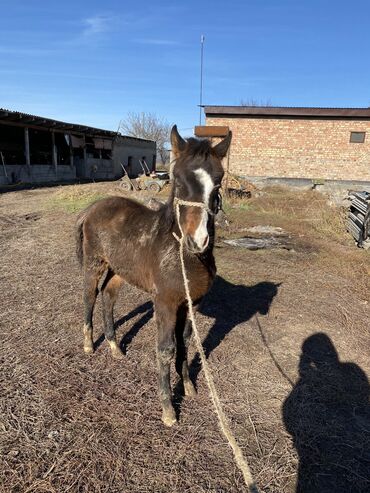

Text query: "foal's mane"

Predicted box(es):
[159, 186, 176, 232]
[184, 137, 214, 157]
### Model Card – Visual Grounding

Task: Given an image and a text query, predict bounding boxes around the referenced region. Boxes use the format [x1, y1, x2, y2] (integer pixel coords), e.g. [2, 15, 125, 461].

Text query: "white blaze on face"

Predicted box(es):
[192, 168, 214, 250]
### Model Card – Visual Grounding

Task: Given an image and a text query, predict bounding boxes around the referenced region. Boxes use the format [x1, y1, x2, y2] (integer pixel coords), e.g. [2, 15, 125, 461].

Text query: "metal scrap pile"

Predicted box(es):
[347, 191, 370, 248]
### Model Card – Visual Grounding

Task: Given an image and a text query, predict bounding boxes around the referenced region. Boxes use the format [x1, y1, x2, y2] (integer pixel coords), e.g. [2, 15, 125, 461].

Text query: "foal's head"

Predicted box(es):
[170, 125, 232, 253]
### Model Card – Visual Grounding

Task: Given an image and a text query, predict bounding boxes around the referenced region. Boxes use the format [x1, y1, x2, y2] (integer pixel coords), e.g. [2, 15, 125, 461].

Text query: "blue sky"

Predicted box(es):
[1, 0, 369, 135]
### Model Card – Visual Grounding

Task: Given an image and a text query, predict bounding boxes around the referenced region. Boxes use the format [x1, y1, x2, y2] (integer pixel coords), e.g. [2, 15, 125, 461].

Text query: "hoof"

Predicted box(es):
[112, 348, 125, 360]
[162, 408, 177, 427]
[184, 381, 197, 398]
[84, 344, 94, 354]
[108, 340, 124, 360]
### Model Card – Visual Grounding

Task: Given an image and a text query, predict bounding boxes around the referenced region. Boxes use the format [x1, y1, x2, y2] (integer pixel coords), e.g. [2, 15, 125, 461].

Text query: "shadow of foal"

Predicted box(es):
[116, 302, 154, 355]
[93, 301, 153, 354]
[173, 276, 279, 414]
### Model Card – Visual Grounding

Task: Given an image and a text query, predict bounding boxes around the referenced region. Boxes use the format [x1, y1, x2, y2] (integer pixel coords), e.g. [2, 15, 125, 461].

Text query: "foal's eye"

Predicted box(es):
[210, 188, 222, 213]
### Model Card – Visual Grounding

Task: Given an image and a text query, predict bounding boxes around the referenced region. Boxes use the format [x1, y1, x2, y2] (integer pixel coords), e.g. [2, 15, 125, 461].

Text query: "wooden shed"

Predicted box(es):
[0, 108, 156, 185]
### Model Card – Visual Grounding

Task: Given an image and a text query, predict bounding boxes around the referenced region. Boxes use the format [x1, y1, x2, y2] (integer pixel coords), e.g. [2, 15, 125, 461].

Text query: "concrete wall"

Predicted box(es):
[112, 137, 156, 177]
[0, 164, 76, 185]
[206, 116, 370, 181]
[75, 157, 114, 181]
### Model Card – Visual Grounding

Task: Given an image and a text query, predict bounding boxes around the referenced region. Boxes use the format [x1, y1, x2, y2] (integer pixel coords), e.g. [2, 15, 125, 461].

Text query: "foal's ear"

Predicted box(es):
[213, 131, 232, 158]
[170, 125, 186, 155]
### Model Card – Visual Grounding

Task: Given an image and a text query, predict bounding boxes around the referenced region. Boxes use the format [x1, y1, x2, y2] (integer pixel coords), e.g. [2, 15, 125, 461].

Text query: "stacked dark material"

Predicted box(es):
[347, 191, 370, 247]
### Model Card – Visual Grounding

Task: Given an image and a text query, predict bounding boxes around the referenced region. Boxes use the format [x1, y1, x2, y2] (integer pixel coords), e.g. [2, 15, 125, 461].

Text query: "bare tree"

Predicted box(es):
[240, 98, 273, 107]
[119, 112, 171, 165]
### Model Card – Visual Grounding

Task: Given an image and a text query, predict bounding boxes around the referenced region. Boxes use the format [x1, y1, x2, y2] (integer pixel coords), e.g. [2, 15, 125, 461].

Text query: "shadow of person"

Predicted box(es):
[283, 333, 370, 493]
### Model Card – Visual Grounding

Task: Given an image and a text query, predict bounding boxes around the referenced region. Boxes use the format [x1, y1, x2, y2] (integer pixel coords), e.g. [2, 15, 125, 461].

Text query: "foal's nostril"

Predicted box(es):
[185, 236, 199, 252]
[185, 235, 209, 252]
[185, 236, 195, 250]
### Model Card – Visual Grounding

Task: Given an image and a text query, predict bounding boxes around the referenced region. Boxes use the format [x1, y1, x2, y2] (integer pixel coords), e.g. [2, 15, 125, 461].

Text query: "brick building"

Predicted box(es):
[204, 106, 370, 184]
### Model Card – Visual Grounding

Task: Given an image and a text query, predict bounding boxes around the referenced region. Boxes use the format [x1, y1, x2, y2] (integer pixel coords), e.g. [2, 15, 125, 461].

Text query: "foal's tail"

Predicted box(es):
[75, 209, 88, 267]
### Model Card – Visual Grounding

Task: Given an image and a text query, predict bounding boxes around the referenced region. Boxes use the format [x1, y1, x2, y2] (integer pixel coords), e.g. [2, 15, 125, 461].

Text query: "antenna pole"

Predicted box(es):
[199, 34, 205, 125]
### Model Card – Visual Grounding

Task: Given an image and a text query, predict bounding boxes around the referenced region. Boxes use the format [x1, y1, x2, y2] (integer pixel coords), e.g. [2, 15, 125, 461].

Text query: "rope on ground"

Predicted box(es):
[173, 199, 259, 493]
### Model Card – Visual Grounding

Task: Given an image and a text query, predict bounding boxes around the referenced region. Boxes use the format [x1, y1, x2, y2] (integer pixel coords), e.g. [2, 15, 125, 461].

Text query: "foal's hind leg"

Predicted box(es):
[155, 298, 177, 426]
[83, 268, 101, 354]
[101, 269, 124, 360]
[175, 305, 197, 397]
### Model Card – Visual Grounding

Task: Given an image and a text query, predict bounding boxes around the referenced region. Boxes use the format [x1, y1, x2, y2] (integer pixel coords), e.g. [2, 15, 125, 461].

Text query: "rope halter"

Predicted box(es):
[172, 193, 222, 244]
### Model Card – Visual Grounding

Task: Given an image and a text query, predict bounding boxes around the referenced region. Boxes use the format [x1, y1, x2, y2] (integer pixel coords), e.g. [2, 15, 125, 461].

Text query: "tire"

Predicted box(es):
[147, 182, 161, 193]
[120, 181, 133, 191]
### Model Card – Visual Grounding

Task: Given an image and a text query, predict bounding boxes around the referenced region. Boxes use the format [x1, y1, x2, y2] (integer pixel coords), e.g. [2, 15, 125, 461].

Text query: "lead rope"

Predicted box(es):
[173, 198, 259, 493]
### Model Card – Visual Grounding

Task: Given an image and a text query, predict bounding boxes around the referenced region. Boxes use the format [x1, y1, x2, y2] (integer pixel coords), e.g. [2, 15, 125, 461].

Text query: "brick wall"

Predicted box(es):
[206, 116, 370, 181]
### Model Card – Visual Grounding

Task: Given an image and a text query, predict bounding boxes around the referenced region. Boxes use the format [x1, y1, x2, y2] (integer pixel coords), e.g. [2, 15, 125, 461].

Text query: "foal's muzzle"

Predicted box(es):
[185, 233, 209, 253]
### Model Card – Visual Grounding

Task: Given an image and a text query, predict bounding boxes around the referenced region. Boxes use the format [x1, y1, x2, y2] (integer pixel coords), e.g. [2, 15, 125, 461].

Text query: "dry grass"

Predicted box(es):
[223, 186, 370, 299]
[48, 186, 108, 213]
[308, 202, 347, 240]
[224, 186, 354, 248]
[0, 182, 369, 493]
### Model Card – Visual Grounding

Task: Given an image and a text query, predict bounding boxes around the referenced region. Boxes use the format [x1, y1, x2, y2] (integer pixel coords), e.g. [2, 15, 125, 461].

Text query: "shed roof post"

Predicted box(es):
[69, 134, 74, 168]
[24, 127, 31, 174]
[83, 135, 87, 177]
[51, 131, 57, 177]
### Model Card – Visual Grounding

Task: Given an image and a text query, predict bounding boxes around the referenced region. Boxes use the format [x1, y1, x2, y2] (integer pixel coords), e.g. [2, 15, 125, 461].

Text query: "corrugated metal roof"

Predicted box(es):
[204, 105, 370, 118]
[0, 108, 154, 142]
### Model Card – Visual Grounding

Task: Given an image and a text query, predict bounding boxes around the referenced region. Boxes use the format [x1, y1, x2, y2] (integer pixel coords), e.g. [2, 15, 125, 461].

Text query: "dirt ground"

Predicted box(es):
[0, 182, 369, 493]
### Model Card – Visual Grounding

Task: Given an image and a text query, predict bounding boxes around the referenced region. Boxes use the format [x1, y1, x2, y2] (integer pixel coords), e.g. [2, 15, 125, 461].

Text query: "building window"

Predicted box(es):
[350, 131, 366, 143]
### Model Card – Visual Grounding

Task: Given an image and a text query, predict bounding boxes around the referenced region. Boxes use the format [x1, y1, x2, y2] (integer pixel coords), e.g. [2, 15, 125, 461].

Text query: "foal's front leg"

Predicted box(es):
[175, 305, 197, 397]
[155, 299, 177, 426]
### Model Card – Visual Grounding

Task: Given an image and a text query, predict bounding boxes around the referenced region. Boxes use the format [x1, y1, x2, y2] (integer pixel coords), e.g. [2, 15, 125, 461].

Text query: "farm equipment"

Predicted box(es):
[119, 161, 170, 193]
[347, 191, 370, 249]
